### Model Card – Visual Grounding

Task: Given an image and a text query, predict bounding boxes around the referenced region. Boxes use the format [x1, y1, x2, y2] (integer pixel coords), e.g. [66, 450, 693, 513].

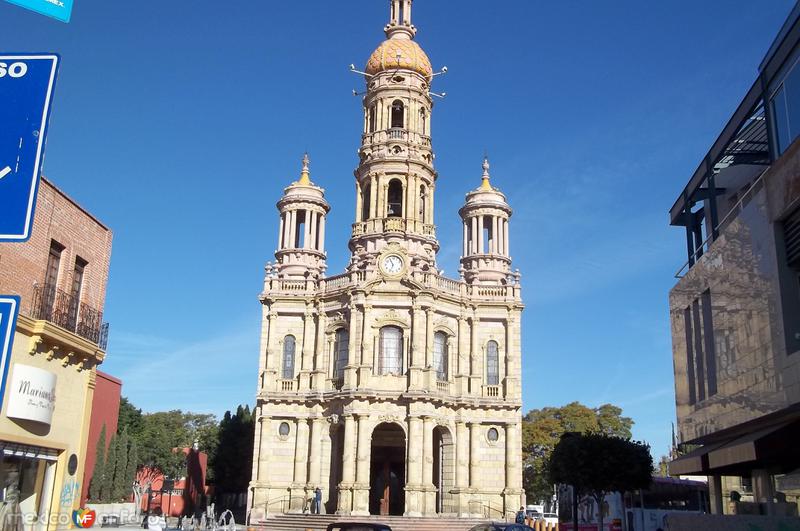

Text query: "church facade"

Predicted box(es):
[248, 0, 524, 520]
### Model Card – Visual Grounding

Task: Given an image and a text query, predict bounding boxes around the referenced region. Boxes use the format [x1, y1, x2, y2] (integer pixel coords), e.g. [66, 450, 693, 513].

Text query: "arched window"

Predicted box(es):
[362, 183, 371, 221]
[486, 340, 499, 385]
[333, 329, 349, 380]
[420, 108, 427, 135]
[379, 326, 403, 375]
[391, 100, 404, 129]
[418, 185, 426, 222]
[282, 335, 296, 379]
[433, 332, 448, 381]
[387, 179, 403, 217]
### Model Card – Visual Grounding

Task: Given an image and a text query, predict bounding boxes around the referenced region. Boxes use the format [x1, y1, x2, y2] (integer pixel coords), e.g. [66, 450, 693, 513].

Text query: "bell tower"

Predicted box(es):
[349, 0, 439, 272]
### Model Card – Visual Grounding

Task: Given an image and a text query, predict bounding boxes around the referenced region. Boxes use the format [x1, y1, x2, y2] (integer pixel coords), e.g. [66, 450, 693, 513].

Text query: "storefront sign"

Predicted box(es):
[6, 363, 56, 425]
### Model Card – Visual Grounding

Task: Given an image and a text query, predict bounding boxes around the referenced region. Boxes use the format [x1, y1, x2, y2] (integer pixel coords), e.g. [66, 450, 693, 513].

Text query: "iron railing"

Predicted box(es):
[29, 283, 109, 350]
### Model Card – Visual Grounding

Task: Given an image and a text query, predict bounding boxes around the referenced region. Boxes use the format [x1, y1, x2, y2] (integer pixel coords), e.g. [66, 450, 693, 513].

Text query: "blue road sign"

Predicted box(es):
[0, 296, 20, 411]
[4, 0, 73, 23]
[0, 54, 59, 242]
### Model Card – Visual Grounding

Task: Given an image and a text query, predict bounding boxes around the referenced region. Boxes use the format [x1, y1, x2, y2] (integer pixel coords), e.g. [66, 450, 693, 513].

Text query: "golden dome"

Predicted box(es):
[365, 38, 433, 79]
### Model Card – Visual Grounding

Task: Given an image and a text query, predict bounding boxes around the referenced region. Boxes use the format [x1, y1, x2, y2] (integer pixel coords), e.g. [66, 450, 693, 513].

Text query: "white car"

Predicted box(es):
[540, 513, 558, 525]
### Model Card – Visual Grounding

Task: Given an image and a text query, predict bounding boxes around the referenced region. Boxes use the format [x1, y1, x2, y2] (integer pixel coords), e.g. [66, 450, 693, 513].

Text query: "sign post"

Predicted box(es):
[0, 54, 58, 410]
[0, 53, 60, 242]
[0, 296, 21, 411]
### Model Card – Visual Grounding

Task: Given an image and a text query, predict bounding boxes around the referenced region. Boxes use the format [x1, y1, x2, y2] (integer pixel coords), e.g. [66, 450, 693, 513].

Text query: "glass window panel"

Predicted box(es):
[486, 341, 499, 385]
[773, 85, 791, 155]
[282, 335, 296, 379]
[433, 332, 448, 381]
[785, 62, 800, 147]
[379, 326, 402, 375]
[334, 329, 349, 380]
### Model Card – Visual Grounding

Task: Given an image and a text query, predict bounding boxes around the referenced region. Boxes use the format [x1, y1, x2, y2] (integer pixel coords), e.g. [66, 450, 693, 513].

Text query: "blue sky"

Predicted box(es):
[3, 0, 795, 457]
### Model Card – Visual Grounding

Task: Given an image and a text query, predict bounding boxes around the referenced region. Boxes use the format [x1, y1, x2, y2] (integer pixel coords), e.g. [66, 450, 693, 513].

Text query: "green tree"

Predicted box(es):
[118, 397, 144, 436]
[113, 428, 130, 500]
[104, 434, 119, 502]
[89, 426, 107, 502]
[210, 405, 254, 508]
[521, 402, 635, 503]
[126, 439, 139, 489]
[655, 455, 670, 477]
[549, 433, 652, 531]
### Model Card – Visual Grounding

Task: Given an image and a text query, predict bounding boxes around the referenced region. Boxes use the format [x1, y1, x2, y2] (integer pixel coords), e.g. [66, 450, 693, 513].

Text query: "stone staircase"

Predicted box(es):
[255, 514, 494, 531]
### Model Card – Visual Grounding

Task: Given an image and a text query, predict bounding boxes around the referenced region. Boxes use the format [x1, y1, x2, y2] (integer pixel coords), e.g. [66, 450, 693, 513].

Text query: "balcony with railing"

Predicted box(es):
[361, 128, 431, 147]
[29, 284, 109, 350]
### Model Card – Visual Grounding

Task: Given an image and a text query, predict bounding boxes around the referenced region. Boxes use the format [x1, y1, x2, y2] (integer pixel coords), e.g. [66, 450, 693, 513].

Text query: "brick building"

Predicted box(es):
[0, 177, 113, 530]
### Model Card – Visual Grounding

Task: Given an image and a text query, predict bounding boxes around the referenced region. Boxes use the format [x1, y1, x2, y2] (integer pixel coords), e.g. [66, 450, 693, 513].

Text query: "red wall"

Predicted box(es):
[138, 449, 209, 517]
[82, 370, 122, 504]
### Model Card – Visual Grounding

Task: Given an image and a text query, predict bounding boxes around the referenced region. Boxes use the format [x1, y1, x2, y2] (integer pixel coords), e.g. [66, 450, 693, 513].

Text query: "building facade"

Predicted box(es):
[249, 0, 524, 521]
[667, 3, 800, 517]
[81, 370, 122, 506]
[0, 177, 113, 530]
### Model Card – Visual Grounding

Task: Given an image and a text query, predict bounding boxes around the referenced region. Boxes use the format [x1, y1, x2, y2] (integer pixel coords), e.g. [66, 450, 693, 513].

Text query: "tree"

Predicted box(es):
[127, 439, 139, 490]
[118, 397, 144, 436]
[105, 434, 119, 502]
[113, 428, 130, 500]
[521, 402, 635, 503]
[549, 433, 652, 531]
[655, 455, 670, 477]
[210, 405, 254, 509]
[89, 426, 107, 502]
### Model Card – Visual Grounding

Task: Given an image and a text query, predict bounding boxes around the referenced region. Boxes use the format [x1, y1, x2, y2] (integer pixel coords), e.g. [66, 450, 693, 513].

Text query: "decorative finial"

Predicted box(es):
[298, 152, 311, 185]
[480, 156, 492, 190]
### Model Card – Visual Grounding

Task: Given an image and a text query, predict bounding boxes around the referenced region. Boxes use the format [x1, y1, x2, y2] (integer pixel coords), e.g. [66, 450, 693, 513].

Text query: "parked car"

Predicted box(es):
[326, 523, 392, 531]
[467, 523, 535, 531]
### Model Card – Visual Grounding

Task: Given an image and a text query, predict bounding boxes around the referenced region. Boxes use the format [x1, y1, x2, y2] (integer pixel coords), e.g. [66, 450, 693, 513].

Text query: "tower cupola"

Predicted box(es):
[274, 154, 330, 279]
[459, 157, 513, 284]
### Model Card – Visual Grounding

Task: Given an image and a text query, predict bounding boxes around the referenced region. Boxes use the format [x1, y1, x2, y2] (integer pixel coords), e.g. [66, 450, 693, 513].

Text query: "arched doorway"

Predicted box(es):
[369, 423, 406, 516]
[433, 426, 455, 514]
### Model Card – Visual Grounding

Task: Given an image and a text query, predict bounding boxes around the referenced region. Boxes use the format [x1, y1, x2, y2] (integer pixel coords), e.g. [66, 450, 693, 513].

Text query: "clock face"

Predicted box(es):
[382, 255, 403, 274]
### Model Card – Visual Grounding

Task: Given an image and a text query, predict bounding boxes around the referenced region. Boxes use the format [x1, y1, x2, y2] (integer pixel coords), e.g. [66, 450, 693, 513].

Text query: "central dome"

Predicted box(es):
[365, 39, 432, 80]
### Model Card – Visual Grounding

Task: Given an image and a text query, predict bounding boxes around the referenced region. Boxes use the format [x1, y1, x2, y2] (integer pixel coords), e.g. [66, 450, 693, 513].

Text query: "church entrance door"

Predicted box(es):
[368, 423, 406, 516]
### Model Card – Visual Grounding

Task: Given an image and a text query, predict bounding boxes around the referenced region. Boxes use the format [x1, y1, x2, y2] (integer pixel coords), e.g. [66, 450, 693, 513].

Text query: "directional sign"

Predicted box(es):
[0, 54, 59, 242]
[0, 296, 20, 411]
[4, 0, 74, 23]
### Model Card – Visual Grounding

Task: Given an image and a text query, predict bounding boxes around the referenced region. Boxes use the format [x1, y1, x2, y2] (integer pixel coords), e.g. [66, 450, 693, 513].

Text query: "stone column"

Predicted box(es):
[283, 212, 291, 249]
[422, 416, 435, 515]
[310, 211, 318, 250]
[318, 215, 326, 251]
[462, 222, 468, 257]
[405, 416, 423, 516]
[288, 210, 297, 248]
[469, 316, 481, 395]
[250, 413, 270, 519]
[338, 414, 357, 514]
[477, 216, 484, 253]
[345, 308, 359, 388]
[308, 417, 324, 488]
[312, 310, 326, 390]
[410, 305, 426, 389]
[369, 174, 378, 219]
[503, 422, 524, 515]
[358, 305, 372, 387]
[352, 414, 372, 516]
[278, 214, 285, 249]
[708, 475, 723, 515]
[425, 307, 434, 389]
[504, 218, 510, 257]
[355, 181, 363, 222]
[300, 309, 314, 389]
[469, 422, 481, 488]
[492, 216, 498, 253]
[265, 312, 279, 391]
[455, 420, 470, 516]
[471, 216, 478, 254]
[291, 418, 310, 512]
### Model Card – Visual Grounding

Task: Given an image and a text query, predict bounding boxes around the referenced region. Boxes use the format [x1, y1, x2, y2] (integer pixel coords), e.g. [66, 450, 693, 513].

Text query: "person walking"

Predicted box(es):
[313, 487, 323, 514]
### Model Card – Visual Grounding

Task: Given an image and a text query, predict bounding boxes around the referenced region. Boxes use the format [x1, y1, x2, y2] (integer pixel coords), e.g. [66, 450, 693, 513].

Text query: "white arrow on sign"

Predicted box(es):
[0, 167, 11, 180]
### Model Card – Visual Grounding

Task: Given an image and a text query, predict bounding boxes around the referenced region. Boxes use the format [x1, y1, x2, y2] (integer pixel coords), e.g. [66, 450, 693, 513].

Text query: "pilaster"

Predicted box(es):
[352, 414, 372, 516]
[404, 415, 424, 516]
[337, 414, 357, 515]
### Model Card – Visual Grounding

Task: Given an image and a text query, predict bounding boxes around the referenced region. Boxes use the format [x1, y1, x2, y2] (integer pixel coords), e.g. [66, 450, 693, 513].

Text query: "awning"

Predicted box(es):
[669, 440, 729, 476]
[708, 421, 793, 470]
[0, 442, 60, 461]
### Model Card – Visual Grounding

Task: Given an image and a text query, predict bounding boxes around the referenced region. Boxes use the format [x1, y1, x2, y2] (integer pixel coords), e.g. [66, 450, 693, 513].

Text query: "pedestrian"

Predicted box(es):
[314, 486, 323, 514]
[515, 506, 525, 524]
